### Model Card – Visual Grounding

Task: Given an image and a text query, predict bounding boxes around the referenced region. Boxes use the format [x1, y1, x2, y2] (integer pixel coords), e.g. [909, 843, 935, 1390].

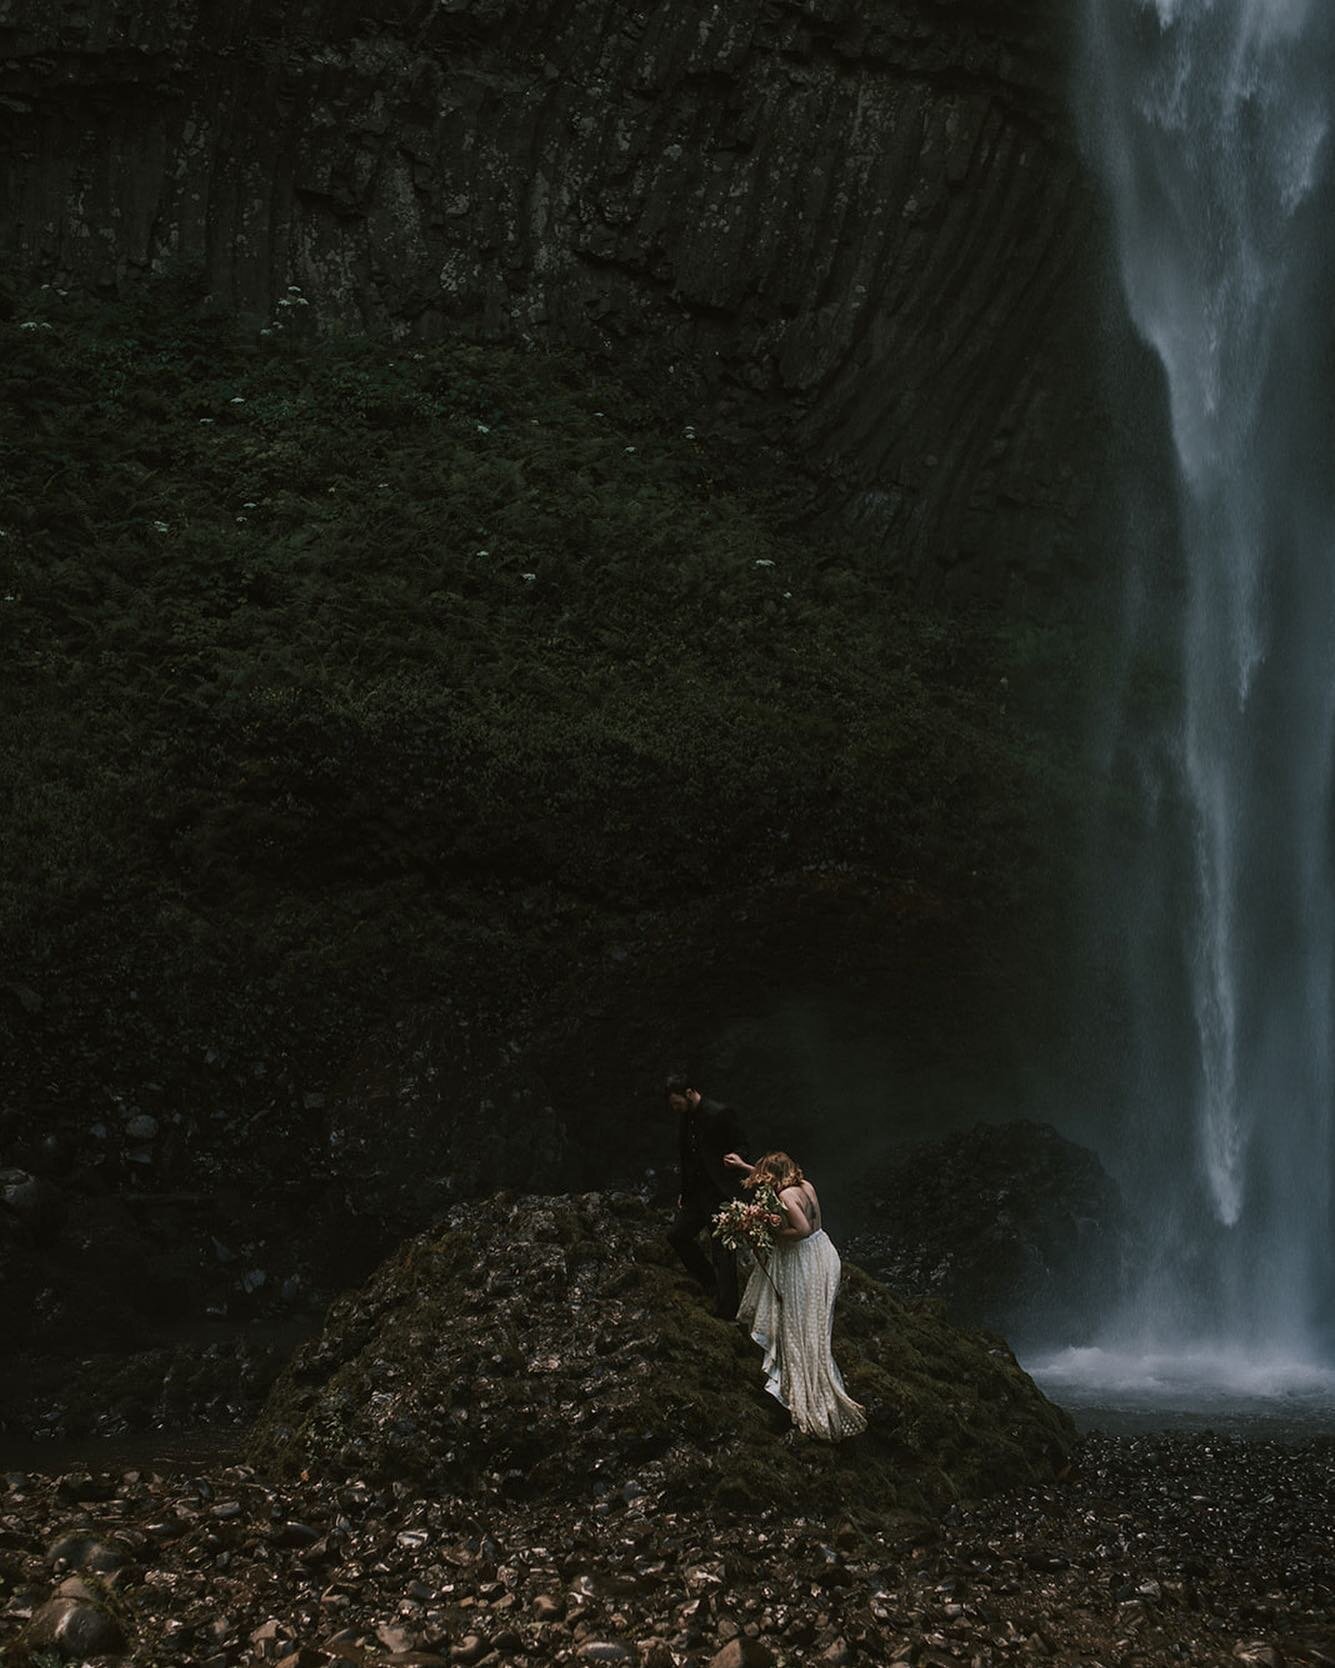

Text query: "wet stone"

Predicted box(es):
[23, 1594, 126, 1657]
[46, 1530, 132, 1571]
[54, 1574, 100, 1601]
[709, 1639, 775, 1668]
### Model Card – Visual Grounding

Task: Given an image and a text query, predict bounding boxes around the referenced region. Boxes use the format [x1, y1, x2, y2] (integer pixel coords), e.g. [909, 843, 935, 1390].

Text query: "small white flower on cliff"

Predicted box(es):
[199, 418, 215, 425]
[18, 321, 51, 331]
[521, 572, 537, 583]
[152, 521, 170, 533]
[754, 559, 775, 568]
[624, 446, 636, 454]
[475, 422, 491, 434]
[230, 396, 246, 404]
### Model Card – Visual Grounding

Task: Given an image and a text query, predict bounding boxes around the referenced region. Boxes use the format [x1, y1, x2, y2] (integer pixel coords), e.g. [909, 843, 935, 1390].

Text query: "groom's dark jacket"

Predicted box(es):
[679, 1096, 749, 1206]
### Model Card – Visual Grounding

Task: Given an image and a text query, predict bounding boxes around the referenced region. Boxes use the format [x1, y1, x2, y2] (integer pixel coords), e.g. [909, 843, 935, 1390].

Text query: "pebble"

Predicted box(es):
[709, 1639, 774, 1668]
[0, 1432, 1332, 1667]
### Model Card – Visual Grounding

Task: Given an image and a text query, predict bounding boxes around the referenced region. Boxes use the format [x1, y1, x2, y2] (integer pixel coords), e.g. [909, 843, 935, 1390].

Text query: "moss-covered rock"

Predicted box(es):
[250, 1191, 1074, 1518]
[846, 1120, 1128, 1346]
[1, 286, 1082, 1135]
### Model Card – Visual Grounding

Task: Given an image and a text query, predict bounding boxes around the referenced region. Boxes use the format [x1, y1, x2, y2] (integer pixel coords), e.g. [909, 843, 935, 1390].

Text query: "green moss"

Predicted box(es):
[0, 283, 1083, 1110]
[250, 1193, 1074, 1519]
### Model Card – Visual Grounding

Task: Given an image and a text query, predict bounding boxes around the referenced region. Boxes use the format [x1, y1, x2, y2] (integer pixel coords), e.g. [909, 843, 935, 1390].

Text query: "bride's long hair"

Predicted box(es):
[745, 1151, 805, 1192]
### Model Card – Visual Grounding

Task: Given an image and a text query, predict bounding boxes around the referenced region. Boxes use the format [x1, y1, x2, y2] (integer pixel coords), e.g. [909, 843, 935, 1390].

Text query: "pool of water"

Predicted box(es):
[1026, 1345, 1335, 1440]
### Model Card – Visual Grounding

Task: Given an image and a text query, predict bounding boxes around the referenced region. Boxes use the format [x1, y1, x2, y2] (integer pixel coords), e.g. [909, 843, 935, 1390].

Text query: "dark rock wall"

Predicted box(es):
[0, 0, 1109, 595]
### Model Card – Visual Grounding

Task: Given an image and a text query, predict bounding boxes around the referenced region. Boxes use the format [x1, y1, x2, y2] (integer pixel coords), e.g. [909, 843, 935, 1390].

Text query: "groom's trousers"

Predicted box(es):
[668, 1192, 740, 1319]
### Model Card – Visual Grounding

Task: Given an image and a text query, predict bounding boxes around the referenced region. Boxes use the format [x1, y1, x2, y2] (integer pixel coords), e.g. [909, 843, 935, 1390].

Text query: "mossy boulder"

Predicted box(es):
[250, 1191, 1074, 1517]
[846, 1119, 1128, 1346]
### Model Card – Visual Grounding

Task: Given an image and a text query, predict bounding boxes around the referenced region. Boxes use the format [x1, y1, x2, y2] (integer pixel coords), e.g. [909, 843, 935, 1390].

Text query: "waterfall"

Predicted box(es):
[1080, 0, 1335, 1367]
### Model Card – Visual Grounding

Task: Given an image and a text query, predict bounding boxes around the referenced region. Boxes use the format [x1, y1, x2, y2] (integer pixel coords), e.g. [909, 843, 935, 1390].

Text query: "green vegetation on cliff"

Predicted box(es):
[1, 280, 1076, 1110]
[251, 1192, 1074, 1516]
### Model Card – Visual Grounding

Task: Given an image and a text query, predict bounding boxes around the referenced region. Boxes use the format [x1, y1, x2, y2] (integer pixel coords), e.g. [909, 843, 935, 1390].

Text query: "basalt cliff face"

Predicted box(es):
[0, 0, 1105, 596]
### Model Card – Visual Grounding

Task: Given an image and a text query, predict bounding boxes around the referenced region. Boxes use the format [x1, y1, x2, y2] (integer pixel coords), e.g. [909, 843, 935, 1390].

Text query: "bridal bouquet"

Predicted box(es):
[711, 1185, 784, 1254]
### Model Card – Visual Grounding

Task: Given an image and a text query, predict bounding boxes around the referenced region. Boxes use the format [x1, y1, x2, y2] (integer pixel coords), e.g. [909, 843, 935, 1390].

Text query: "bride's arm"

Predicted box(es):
[775, 1185, 814, 1240]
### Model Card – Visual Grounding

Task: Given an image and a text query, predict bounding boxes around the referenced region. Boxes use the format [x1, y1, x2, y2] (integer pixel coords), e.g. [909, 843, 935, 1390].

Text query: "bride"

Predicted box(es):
[723, 1149, 867, 1442]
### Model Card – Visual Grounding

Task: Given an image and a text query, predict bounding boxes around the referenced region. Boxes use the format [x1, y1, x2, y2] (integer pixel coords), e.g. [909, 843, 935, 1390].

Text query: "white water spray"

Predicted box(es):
[1077, 0, 1335, 1369]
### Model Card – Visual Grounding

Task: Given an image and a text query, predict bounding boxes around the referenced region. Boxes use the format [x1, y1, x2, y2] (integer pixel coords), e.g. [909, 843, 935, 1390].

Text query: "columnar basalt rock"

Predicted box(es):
[0, 0, 1106, 593]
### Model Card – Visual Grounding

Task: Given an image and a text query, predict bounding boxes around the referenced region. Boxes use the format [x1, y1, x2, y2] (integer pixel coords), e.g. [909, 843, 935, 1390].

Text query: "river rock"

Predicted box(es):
[709, 1640, 774, 1668]
[46, 1529, 133, 1571]
[22, 1593, 126, 1656]
[0, 1169, 64, 1238]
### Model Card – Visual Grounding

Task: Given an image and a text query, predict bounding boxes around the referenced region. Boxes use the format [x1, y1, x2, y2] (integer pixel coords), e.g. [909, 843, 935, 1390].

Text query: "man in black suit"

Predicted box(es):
[665, 1072, 749, 1318]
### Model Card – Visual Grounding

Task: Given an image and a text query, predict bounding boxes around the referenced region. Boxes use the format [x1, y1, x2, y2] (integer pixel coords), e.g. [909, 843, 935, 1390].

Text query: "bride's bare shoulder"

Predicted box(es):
[780, 1181, 819, 1220]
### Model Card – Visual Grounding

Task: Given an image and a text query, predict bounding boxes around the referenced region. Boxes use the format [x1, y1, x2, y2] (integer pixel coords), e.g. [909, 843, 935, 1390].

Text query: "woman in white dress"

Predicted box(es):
[724, 1149, 867, 1442]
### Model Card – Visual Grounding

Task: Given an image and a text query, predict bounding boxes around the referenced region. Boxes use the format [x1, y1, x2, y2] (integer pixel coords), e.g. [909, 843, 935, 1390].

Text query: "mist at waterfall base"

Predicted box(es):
[1028, 0, 1335, 1427]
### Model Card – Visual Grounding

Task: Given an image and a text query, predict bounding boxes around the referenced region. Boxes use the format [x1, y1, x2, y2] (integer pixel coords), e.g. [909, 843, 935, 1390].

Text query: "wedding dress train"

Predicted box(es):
[738, 1228, 867, 1441]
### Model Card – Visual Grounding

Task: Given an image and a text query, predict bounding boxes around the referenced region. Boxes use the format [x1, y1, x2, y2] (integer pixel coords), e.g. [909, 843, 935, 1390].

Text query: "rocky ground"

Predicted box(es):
[2, 1432, 1334, 1667]
[6, 1192, 1331, 1667]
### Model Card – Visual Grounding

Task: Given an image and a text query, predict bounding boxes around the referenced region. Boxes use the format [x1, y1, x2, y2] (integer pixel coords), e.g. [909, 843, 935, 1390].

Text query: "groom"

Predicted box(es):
[665, 1072, 749, 1319]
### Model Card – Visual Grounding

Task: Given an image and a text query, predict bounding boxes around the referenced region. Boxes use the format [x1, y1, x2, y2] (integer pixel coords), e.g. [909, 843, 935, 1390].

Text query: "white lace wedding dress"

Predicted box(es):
[737, 1190, 867, 1442]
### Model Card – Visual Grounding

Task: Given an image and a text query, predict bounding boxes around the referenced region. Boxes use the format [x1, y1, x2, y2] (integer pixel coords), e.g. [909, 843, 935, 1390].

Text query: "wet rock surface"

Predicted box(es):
[0, 1143, 324, 1442]
[250, 1192, 1073, 1516]
[0, 0, 1108, 593]
[845, 1121, 1127, 1344]
[0, 1433, 1332, 1666]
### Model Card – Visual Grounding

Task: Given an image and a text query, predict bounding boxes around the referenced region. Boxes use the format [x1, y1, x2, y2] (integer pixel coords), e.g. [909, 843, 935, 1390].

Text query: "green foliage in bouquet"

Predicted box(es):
[711, 1186, 785, 1255]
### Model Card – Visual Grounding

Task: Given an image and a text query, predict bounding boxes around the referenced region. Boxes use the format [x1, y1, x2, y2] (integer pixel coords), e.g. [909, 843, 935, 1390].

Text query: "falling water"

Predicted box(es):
[1075, 0, 1335, 1375]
